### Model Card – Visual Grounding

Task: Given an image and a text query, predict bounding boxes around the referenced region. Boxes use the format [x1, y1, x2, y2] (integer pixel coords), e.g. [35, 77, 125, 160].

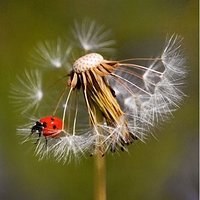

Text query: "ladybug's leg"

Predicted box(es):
[34, 131, 42, 144]
[45, 136, 48, 148]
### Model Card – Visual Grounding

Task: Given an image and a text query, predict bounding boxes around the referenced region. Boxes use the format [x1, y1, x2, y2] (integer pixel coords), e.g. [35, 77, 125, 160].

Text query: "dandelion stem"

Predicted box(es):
[94, 153, 106, 200]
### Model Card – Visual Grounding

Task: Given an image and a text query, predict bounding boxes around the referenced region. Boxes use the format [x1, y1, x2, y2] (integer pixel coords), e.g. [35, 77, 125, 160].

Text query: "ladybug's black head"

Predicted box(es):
[31, 121, 44, 136]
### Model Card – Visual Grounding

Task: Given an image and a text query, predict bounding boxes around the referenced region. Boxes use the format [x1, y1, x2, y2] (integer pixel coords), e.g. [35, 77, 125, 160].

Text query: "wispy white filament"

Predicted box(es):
[31, 38, 72, 69]
[72, 19, 116, 53]
[10, 70, 43, 114]
[108, 35, 186, 136]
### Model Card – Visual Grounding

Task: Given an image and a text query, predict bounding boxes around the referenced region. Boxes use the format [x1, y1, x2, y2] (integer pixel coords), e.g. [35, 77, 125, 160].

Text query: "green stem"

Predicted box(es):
[94, 153, 106, 200]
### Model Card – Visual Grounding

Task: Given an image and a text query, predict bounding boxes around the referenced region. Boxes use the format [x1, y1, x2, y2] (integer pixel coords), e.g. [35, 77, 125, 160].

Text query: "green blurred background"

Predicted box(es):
[0, 0, 198, 199]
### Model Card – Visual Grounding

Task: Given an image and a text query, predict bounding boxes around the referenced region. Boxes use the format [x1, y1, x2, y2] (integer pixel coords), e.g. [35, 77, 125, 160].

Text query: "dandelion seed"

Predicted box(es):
[10, 70, 43, 114]
[72, 19, 115, 54]
[31, 38, 72, 69]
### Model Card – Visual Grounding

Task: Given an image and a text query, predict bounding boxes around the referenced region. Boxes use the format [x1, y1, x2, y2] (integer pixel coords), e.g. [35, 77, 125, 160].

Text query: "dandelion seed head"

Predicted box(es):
[73, 53, 104, 73]
[13, 17, 186, 162]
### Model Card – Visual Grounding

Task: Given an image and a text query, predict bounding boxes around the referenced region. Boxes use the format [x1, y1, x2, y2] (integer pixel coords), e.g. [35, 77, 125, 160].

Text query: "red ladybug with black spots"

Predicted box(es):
[31, 116, 63, 143]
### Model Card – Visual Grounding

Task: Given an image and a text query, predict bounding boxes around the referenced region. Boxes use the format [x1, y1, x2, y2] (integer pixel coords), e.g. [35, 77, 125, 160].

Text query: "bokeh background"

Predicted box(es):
[0, 0, 198, 199]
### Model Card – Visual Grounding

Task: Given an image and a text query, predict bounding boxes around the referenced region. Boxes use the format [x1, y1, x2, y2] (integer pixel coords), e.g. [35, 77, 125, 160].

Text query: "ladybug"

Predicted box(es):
[31, 116, 63, 144]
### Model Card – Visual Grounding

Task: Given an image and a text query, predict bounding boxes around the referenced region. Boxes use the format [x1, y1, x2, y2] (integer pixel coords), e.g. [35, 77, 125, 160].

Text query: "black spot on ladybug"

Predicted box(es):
[43, 122, 47, 128]
[53, 125, 57, 129]
[51, 117, 54, 121]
